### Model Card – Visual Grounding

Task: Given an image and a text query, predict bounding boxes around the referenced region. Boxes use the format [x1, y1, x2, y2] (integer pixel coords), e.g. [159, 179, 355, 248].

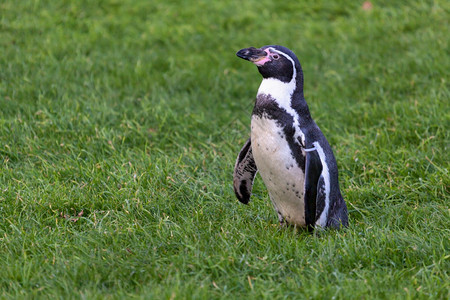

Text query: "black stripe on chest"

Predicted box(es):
[252, 94, 306, 171]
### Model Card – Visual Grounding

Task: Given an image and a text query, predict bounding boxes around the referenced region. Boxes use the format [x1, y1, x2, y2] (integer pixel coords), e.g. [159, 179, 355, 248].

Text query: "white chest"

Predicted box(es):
[251, 114, 306, 226]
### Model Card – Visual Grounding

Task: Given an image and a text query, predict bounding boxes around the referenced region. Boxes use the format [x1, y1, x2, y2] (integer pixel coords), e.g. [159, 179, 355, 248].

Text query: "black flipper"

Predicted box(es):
[233, 138, 258, 204]
[304, 148, 323, 230]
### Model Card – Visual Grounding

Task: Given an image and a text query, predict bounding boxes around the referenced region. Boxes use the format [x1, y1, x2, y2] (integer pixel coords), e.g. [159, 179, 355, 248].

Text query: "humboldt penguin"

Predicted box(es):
[233, 45, 348, 230]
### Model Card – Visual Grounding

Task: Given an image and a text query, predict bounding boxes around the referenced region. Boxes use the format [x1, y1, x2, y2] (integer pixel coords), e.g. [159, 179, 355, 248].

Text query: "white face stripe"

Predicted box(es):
[269, 48, 296, 71]
[256, 47, 305, 145]
[312, 141, 330, 227]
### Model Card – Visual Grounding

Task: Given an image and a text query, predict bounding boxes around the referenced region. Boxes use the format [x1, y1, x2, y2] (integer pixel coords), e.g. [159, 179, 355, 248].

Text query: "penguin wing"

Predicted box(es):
[233, 138, 258, 204]
[304, 148, 323, 228]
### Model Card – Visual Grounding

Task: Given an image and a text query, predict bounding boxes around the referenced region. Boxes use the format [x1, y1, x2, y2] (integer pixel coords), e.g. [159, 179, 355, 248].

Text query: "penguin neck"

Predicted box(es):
[257, 74, 311, 120]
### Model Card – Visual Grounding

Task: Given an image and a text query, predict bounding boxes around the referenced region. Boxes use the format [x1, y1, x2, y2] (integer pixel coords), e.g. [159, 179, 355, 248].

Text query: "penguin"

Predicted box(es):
[233, 45, 348, 230]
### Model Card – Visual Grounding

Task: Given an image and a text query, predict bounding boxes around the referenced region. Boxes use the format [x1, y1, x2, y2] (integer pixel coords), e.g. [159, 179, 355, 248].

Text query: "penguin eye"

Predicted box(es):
[272, 54, 280, 60]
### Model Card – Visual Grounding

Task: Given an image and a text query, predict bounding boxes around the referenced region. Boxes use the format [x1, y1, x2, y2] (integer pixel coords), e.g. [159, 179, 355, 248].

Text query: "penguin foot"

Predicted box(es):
[277, 211, 289, 227]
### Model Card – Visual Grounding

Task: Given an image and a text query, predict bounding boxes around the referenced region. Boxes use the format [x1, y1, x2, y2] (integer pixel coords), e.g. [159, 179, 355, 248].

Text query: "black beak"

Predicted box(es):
[236, 47, 267, 62]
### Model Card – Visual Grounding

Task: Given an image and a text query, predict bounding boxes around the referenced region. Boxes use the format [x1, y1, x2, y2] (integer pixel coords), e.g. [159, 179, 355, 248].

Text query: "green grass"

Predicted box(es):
[1, 0, 449, 298]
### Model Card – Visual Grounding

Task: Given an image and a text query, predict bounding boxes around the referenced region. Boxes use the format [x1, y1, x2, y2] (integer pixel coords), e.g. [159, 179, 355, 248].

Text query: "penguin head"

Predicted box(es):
[236, 45, 301, 83]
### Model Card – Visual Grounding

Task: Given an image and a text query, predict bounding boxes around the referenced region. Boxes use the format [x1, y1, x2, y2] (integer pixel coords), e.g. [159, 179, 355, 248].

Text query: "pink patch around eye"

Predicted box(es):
[254, 57, 271, 66]
[254, 49, 272, 66]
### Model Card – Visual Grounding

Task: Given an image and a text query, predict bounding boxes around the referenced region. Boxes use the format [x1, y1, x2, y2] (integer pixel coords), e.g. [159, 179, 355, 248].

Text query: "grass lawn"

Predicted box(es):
[1, 0, 449, 298]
